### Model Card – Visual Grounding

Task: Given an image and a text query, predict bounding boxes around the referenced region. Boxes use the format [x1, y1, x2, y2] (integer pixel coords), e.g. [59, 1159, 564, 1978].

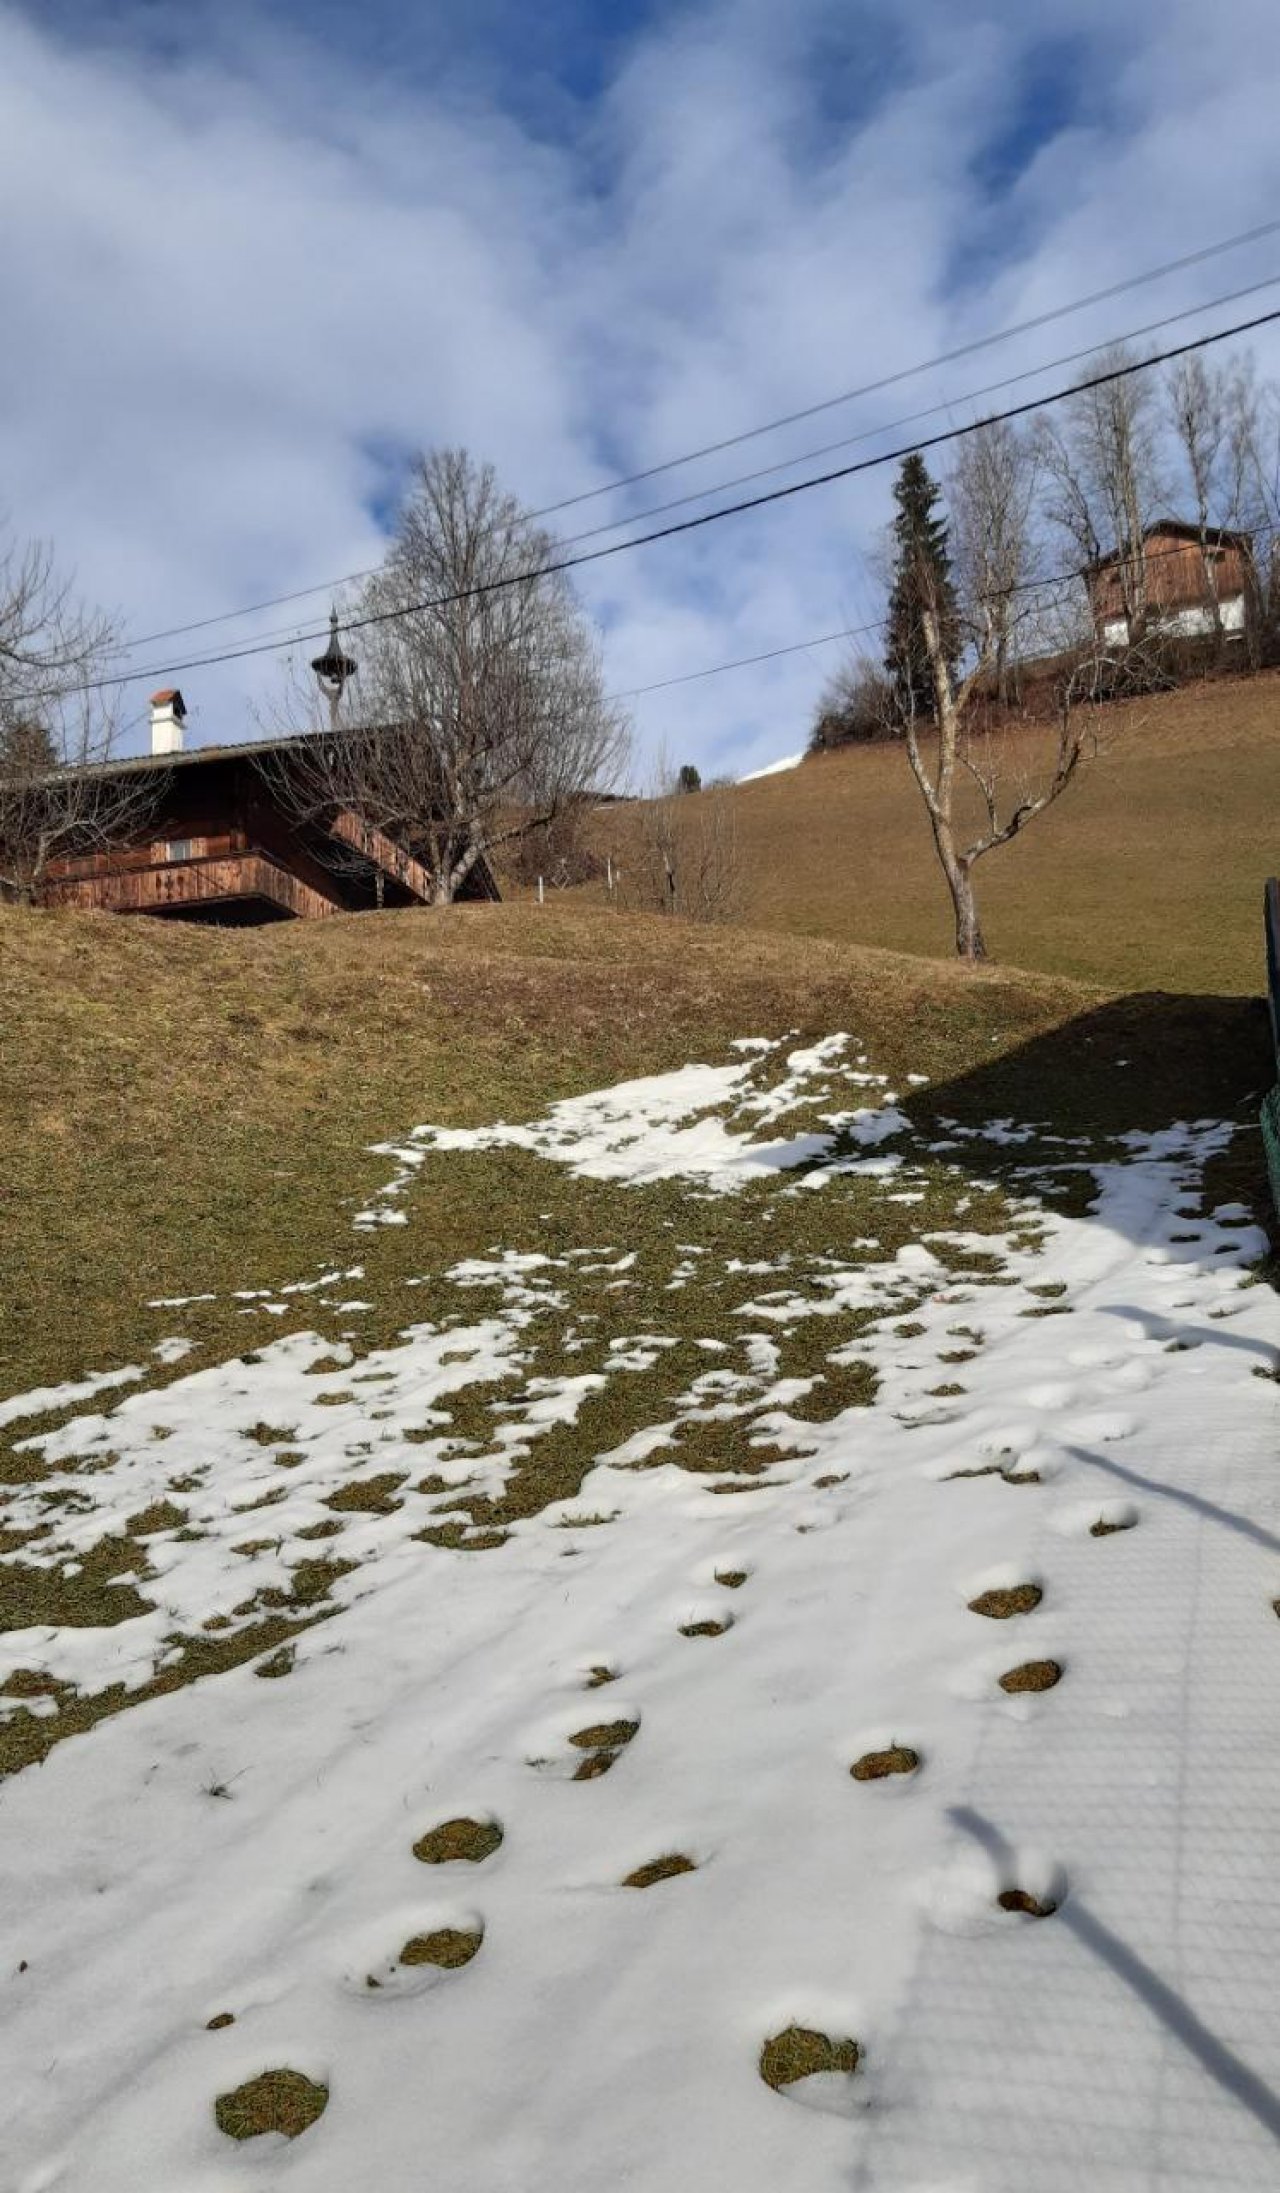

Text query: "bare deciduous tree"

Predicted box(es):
[1036, 344, 1165, 631]
[0, 530, 156, 905]
[620, 759, 742, 923]
[885, 468, 1152, 962]
[1165, 354, 1236, 638]
[948, 419, 1041, 702]
[268, 449, 629, 902]
[904, 584, 1140, 961]
[504, 795, 604, 891]
[809, 654, 898, 749]
[1219, 355, 1280, 636]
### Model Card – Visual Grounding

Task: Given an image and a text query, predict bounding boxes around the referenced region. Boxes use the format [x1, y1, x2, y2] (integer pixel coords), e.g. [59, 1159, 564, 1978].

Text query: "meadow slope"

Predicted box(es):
[2, 904, 1279, 2189]
[587, 669, 1280, 993]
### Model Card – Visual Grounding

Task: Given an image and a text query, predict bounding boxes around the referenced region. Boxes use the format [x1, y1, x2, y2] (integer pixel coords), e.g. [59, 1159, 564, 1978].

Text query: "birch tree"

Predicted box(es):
[1165, 355, 1233, 636]
[1035, 343, 1165, 631]
[948, 418, 1040, 701]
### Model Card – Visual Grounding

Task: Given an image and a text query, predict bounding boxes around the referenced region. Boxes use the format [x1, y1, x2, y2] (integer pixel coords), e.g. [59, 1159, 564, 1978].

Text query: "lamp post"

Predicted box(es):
[310, 609, 357, 730]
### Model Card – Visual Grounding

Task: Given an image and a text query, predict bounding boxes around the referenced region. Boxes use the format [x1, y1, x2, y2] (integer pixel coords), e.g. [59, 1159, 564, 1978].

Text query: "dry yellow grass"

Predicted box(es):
[0, 898, 1268, 1414]
[0, 902, 1093, 1400]
[586, 670, 1280, 993]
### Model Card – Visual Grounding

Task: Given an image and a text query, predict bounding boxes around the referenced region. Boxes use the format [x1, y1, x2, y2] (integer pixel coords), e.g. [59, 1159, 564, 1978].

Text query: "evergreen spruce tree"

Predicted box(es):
[884, 453, 960, 721]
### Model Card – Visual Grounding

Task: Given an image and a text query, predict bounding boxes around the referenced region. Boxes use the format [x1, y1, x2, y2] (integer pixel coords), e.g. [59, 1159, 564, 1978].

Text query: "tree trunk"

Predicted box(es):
[949, 859, 987, 961]
[932, 825, 987, 962]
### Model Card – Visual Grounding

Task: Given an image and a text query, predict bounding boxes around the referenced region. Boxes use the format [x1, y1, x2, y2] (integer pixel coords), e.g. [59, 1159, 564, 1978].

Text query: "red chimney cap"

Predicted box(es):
[150, 688, 186, 713]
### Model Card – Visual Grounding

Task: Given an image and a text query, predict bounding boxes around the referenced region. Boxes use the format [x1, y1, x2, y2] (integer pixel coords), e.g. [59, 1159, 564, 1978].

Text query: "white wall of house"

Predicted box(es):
[1102, 594, 1246, 648]
[1158, 595, 1246, 638]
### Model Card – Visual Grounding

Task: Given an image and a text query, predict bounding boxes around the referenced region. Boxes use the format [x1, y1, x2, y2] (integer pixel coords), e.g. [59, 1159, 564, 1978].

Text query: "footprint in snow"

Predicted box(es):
[678, 1610, 734, 1637]
[759, 2026, 862, 2115]
[921, 1848, 1067, 1935]
[215, 2068, 328, 2143]
[1023, 1381, 1077, 1411]
[622, 1853, 697, 1888]
[850, 1743, 920, 1781]
[1063, 1410, 1136, 1444]
[340, 1911, 485, 1997]
[1049, 1498, 1138, 1538]
[998, 1886, 1060, 1917]
[569, 1717, 640, 1779]
[1089, 1503, 1139, 1537]
[940, 1460, 1044, 1486]
[998, 1659, 1062, 1694]
[967, 1582, 1042, 1618]
[413, 1816, 503, 1865]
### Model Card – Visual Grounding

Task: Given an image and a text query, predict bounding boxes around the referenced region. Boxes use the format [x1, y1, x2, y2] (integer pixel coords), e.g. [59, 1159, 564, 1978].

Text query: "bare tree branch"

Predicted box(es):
[0, 528, 156, 904]
[264, 450, 629, 902]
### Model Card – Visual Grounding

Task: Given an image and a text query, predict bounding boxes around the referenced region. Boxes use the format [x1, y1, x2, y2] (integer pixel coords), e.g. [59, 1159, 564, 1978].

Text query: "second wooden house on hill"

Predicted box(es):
[39, 689, 500, 924]
[1086, 519, 1255, 649]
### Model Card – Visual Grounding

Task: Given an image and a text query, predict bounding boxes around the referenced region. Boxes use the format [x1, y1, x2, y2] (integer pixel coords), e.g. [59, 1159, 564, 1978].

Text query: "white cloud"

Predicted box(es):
[2, 0, 1279, 776]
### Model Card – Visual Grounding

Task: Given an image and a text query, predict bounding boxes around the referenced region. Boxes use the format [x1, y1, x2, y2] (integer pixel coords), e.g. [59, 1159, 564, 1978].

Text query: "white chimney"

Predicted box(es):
[150, 687, 187, 756]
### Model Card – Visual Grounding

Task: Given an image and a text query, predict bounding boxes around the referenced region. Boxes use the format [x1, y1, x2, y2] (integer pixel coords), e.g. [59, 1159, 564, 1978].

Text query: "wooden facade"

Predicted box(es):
[39, 731, 498, 925]
[1087, 520, 1253, 645]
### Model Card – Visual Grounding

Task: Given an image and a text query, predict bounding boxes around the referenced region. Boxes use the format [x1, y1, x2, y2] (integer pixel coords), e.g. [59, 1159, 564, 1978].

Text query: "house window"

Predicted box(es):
[164, 839, 195, 862]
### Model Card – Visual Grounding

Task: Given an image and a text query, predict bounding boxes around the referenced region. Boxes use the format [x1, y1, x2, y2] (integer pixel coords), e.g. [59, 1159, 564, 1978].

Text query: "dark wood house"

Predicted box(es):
[39, 690, 499, 924]
[1086, 520, 1254, 648]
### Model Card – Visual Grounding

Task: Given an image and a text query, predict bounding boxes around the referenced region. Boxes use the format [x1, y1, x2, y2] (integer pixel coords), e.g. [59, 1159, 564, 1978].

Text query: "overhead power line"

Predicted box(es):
[523, 217, 1280, 516]
[109, 216, 1280, 659]
[611, 515, 1279, 703]
[105, 265, 1280, 679]
[610, 620, 884, 700]
[38, 302, 1280, 706]
[115, 268, 1279, 676]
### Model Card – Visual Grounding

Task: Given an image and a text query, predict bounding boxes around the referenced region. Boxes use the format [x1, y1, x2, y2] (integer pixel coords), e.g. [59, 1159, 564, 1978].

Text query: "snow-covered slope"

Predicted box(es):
[3, 1053, 1279, 2191]
[738, 751, 804, 783]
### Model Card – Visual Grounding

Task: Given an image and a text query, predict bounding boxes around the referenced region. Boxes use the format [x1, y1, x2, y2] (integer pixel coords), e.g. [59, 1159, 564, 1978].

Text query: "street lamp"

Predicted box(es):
[310, 609, 358, 729]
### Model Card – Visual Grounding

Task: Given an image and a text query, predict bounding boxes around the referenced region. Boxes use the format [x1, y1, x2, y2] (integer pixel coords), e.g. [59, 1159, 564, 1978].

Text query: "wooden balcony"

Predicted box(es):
[42, 847, 339, 922]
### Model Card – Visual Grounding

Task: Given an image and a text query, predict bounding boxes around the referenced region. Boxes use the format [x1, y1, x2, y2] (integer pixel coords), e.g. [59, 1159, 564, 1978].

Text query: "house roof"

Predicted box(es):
[66, 728, 325, 783]
[1085, 518, 1254, 572]
[1141, 517, 1253, 547]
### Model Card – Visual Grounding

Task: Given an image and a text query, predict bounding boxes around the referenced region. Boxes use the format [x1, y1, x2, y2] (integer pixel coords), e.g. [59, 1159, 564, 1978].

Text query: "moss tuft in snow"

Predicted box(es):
[759, 2026, 860, 2091]
[413, 1817, 503, 1865]
[968, 1584, 1042, 1618]
[851, 1745, 919, 1781]
[998, 1659, 1062, 1693]
[623, 1855, 697, 1888]
[397, 1926, 483, 1970]
[214, 2068, 328, 2141]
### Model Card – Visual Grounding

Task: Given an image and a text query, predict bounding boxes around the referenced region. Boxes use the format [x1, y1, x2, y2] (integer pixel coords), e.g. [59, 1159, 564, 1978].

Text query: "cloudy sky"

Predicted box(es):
[4, 0, 1280, 777]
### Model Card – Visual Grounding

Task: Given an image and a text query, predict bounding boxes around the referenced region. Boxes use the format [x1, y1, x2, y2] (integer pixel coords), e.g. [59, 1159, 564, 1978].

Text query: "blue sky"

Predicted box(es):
[4, 0, 1280, 775]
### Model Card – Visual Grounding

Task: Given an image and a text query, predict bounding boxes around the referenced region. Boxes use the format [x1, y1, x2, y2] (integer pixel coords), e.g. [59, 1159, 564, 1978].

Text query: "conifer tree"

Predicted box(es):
[884, 453, 960, 720]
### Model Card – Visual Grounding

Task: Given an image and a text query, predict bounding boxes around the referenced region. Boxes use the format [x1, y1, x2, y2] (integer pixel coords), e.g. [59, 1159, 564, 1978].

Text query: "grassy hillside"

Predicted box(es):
[1, 903, 1268, 1410]
[592, 669, 1280, 994]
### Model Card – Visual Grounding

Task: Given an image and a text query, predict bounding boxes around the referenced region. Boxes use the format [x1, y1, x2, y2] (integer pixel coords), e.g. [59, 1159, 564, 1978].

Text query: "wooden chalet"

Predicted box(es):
[1086, 519, 1254, 648]
[39, 690, 499, 924]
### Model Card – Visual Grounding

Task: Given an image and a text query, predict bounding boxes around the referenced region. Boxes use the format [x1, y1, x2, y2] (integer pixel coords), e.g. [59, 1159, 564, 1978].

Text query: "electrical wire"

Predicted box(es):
[106, 216, 1280, 659]
[38, 302, 1280, 707]
[103, 265, 1280, 688]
